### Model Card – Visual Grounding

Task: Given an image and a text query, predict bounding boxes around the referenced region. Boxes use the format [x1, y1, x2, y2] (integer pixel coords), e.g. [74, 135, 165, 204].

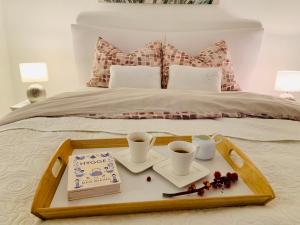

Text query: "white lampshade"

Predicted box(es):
[275, 71, 300, 92]
[19, 63, 48, 83]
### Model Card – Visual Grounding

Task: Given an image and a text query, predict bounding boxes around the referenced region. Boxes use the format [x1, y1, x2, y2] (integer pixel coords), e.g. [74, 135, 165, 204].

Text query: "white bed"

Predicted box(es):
[1, 5, 300, 225]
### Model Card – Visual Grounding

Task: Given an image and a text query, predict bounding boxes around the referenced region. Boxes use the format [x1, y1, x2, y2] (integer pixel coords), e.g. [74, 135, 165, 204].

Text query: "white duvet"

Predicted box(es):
[0, 116, 300, 225]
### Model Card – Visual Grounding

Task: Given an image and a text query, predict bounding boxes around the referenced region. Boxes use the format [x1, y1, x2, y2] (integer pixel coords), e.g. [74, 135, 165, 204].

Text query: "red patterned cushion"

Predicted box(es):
[162, 41, 240, 91]
[87, 38, 163, 87]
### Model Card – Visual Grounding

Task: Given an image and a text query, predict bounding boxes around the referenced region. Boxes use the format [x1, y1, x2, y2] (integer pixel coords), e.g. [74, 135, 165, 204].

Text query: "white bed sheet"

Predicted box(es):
[0, 117, 300, 225]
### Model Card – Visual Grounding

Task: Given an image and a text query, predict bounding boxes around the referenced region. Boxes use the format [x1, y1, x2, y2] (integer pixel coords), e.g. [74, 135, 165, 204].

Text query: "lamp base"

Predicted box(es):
[279, 92, 295, 101]
[27, 84, 46, 103]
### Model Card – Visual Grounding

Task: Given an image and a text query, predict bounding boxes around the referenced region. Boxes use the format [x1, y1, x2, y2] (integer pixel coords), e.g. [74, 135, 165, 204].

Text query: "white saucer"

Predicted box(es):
[113, 150, 166, 174]
[153, 160, 210, 188]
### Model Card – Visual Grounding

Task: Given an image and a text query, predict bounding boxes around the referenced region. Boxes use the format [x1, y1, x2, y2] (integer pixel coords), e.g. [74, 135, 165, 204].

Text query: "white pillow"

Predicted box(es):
[109, 65, 161, 89]
[167, 65, 222, 92]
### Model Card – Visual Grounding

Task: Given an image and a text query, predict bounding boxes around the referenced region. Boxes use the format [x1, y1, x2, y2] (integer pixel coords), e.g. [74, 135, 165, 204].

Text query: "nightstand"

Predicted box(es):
[10, 100, 31, 111]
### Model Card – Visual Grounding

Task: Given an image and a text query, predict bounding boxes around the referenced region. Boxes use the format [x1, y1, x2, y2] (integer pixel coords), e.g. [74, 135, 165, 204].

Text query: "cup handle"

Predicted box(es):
[149, 136, 156, 148]
[212, 133, 224, 145]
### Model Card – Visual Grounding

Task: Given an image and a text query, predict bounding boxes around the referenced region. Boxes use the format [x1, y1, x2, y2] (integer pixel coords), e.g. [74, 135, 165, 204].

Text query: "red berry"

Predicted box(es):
[191, 183, 196, 189]
[231, 173, 238, 182]
[212, 183, 218, 189]
[146, 176, 151, 182]
[226, 172, 232, 179]
[214, 171, 222, 179]
[220, 176, 226, 183]
[188, 183, 197, 192]
[197, 189, 205, 196]
[224, 181, 231, 188]
[203, 180, 209, 186]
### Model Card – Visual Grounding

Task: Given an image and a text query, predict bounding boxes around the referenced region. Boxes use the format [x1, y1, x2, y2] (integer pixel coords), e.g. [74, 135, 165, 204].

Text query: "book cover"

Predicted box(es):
[68, 152, 121, 200]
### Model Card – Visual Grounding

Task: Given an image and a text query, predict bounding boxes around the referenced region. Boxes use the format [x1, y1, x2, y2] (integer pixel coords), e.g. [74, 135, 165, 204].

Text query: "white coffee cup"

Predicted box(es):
[193, 134, 223, 160]
[127, 132, 156, 163]
[168, 141, 196, 176]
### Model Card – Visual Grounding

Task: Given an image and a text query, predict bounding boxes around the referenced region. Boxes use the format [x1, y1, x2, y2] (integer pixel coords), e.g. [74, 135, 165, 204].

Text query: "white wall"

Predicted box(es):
[1, 0, 300, 102]
[250, 34, 300, 96]
[2, 0, 102, 102]
[0, 0, 13, 116]
[220, 0, 300, 100]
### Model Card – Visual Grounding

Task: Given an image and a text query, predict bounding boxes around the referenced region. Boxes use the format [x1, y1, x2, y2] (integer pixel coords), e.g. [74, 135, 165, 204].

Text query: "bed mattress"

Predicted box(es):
[0, 89, 300, 225]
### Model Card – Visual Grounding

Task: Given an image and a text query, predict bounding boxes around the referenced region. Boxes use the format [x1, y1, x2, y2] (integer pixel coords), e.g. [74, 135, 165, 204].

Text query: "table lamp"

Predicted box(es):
[19, 63, 48, 103]
[275, 71, 300, 101]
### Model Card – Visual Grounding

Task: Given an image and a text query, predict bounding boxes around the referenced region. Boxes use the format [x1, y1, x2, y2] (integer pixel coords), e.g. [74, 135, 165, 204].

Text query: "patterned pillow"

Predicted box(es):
[87, 38, 163, 87]
[162, 40, 240, 91]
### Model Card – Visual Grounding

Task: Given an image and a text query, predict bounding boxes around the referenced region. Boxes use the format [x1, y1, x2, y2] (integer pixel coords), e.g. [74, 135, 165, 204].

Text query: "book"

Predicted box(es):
[68, 152, 121, 201]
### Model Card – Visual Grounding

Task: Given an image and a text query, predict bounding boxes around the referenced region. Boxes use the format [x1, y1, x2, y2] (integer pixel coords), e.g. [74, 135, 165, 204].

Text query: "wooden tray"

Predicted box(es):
[31, 136, 275, 220]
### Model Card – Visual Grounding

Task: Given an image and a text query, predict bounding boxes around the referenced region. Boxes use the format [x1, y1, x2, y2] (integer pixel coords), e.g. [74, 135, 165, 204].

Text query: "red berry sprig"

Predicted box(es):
[162, 171, 238, 198]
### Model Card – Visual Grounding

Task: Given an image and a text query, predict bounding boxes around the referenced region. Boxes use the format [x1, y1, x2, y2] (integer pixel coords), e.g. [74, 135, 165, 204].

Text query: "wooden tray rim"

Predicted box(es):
[31, 135, 275, 220]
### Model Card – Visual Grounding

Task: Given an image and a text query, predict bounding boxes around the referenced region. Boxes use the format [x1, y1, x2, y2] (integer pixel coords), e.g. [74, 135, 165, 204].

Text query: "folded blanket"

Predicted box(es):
[1, 88, 300, 126]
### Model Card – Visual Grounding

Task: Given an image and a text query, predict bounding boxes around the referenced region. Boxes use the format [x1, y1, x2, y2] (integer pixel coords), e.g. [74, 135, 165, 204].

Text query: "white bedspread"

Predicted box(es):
[0, 117, 300, 225]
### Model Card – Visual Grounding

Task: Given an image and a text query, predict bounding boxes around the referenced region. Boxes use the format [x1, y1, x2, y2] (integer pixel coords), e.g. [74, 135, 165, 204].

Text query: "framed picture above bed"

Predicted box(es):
[98, 0, 219, 4]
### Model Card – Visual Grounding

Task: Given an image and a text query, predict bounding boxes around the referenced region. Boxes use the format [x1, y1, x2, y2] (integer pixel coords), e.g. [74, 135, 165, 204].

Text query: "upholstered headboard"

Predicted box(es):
[71, 4, 263, 90]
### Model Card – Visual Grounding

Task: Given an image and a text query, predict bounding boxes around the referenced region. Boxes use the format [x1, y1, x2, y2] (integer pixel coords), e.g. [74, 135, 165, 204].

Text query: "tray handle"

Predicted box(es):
[51, 156, 63, 178]
[216, 137, 275, 199]
[31, 139, 73, 219]
[226, 147, 246, 171]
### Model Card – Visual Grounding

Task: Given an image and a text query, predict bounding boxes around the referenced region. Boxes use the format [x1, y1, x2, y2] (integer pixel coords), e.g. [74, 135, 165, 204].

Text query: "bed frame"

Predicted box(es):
[71, 4, 263, 90]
